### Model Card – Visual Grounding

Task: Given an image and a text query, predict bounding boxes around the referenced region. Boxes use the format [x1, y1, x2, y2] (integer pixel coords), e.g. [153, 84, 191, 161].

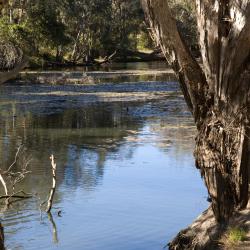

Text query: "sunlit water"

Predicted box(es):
[0, 62, 208, 250]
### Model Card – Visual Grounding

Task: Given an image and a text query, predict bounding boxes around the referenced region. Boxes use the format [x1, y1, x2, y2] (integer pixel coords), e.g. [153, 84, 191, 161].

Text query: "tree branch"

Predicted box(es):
[46, 155, 57, 213]
[141, 0, 208, 122]
[0, 174, 8, 196]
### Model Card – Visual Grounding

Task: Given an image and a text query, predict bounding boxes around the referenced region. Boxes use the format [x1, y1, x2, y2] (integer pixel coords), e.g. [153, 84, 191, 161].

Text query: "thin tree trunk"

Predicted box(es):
[71, 30, 81, 62]
[141, 0, 250, 222]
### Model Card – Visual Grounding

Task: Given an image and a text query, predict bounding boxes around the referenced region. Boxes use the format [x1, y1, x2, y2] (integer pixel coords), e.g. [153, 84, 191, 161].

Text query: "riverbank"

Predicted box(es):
[169, 202, 250, 250]
[29, 49, 166, 69]
[14, 68, 175, 85]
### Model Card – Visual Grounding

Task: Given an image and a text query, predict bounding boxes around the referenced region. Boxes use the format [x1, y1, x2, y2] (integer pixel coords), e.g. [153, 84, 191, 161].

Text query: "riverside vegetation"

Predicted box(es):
[0, 0, 197, 68]
[0, 0, 250, 250]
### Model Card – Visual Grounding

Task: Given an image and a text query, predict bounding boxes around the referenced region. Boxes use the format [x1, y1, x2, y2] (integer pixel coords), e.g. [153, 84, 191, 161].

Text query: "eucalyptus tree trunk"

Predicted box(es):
[141, 0, 250, 222]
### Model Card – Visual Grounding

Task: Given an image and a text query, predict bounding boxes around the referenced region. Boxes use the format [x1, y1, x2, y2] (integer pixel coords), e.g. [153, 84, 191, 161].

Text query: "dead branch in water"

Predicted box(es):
[0, 190, 32, 200]
[0, 146, 22, 197]
[0, 175, 8, 197]
[0, 146, 32, 205]
[47, 212, 59, 244]
[46, 155, 57, 213]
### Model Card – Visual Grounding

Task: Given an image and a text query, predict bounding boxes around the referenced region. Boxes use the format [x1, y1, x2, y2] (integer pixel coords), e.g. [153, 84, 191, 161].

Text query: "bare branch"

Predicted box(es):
[5, 145, 22, 173]
[0, 146, 32, 205]
[0, 175, 8, 196]
[48, 212, 59, 244]
[46, 155, 57, 213]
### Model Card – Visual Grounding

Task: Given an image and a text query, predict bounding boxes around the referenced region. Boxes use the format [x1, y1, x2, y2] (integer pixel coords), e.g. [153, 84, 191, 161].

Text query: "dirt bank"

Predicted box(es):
[169, 202, 250, 250]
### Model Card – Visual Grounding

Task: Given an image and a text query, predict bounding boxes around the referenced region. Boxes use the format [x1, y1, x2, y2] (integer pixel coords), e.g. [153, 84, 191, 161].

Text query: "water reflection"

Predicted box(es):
[47, 212, 58, 244]
[0, 63, 207, 250]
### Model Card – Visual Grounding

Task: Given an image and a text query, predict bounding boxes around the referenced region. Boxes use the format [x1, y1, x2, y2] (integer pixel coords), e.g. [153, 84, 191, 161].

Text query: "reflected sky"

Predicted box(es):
[0, 62, 208, 250]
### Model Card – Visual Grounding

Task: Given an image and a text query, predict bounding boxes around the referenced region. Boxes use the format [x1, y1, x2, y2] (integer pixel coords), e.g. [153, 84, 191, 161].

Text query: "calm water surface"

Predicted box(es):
[0, 62, 208, 250]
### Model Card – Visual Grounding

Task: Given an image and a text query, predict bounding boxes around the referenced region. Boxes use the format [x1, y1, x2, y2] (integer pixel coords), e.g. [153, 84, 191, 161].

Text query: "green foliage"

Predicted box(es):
[0, 0, 198, 66]
[227, 227, 247, 244]
[169, 0, 197, 49]
[26, 0, 70, 49]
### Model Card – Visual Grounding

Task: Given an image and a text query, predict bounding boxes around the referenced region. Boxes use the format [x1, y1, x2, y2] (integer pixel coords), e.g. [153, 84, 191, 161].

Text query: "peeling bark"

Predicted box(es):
[141, 0, 250, 222]
[141, 0, 209, 123]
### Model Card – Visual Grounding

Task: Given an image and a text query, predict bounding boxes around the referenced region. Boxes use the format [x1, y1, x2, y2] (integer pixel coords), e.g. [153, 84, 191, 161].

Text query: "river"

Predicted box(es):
[0, 61, 208, 250]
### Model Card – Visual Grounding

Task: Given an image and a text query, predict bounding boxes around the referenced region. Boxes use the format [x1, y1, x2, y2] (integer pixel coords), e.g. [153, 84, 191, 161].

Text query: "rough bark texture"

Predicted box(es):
[141, 0, 250, 223]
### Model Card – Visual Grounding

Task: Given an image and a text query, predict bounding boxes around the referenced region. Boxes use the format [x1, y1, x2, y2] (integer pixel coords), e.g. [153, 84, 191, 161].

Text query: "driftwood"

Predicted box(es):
[46, 155, 57, 213]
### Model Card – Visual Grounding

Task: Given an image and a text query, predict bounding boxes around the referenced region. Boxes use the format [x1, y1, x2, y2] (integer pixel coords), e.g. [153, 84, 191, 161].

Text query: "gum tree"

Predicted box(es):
[141, 0, 250, 222]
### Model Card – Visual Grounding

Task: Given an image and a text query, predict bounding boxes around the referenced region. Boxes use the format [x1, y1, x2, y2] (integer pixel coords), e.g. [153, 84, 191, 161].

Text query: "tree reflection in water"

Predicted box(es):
[0, 78, 202, 250]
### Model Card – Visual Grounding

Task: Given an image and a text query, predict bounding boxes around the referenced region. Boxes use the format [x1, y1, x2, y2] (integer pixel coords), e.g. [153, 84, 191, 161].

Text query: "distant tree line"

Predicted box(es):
[0, 0, 196, 68]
